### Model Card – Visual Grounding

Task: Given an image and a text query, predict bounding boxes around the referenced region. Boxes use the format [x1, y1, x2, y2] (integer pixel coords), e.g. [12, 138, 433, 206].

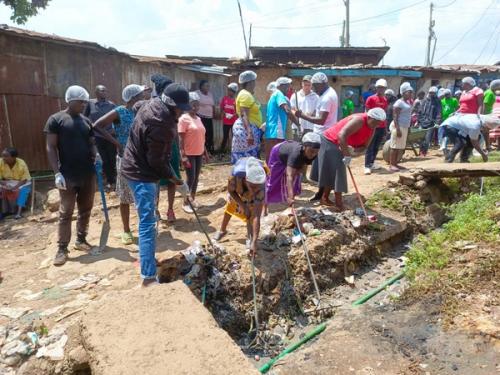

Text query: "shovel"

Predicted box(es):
[95, 160, 110, 252]
[347, 166, 377, 222]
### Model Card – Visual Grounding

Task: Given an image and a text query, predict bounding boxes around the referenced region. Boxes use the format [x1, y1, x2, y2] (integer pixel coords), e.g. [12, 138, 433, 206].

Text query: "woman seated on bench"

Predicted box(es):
[0, 147, 31, 220]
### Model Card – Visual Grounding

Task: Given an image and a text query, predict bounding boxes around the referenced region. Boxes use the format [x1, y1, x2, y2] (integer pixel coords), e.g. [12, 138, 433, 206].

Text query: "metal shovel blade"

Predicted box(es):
[99, 219, 110, 252]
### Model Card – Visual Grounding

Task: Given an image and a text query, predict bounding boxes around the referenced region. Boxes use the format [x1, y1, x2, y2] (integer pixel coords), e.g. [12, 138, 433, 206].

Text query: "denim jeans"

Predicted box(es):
[443, 126, 473, 162]
[365, 127, 386, 168]
[438, 126, 448, 149]
[127, 180, 158, 280]
[420, 127, 436, 154]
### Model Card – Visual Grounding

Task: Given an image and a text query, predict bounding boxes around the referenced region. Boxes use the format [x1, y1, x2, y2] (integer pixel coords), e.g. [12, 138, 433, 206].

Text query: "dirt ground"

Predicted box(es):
[1, 150, 498, 374]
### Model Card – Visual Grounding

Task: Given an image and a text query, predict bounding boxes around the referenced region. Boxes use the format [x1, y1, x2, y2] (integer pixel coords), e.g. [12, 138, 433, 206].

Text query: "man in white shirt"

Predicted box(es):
[291, 75, 320, 135]
[294, 72, 338, 200]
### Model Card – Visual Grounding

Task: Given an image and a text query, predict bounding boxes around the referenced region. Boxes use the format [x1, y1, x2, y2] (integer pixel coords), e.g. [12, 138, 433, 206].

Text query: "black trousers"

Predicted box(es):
[219, 124, 233, 152]
[201, 117, 214, 153]
[96, 137, 117, 185]
[185, 155, 203, 195]
[444, 126, 473, 163]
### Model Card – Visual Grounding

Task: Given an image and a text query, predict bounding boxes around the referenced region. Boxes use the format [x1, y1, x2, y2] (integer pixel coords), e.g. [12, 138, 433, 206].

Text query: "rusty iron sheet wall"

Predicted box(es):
[0, 32, 230, 171]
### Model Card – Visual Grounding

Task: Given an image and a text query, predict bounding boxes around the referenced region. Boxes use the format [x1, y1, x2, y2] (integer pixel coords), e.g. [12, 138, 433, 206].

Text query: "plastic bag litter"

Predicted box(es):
[61, 274, 100, 290]
[0, 307, 30, 320]
[36, 334, 68, 361]
[181, 241, 204, 264]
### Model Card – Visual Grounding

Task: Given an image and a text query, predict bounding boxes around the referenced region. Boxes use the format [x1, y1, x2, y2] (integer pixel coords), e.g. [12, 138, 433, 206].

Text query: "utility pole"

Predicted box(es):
[340, 20, 345, 47]
[425, 2, 435, 66]
[344, 0, 350, 47]
[237, 0, 249, 59]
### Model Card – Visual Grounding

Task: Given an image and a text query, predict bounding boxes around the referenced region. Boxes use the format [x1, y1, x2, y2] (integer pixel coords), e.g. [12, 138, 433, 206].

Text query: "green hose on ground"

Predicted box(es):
[259, 323, 327, 374]
[352, 271, 405, 306]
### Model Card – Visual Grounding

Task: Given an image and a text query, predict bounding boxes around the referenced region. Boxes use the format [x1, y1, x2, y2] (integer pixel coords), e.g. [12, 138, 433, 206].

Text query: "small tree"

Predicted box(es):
[1, 0, 51, 25]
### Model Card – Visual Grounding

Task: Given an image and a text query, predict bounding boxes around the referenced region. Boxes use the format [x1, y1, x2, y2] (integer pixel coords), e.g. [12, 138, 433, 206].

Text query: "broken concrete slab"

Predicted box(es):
[411, 162, 500, 178]
[80, 281, 258, 375]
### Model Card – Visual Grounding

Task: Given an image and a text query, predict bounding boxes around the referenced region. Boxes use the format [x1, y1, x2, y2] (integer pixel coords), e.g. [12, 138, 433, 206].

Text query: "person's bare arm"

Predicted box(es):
[89, 136, 97, 164]
[285, 166, 298, 205]
[477, 93, 484, 115]
[337, 117, 364, 156]
[296, 110, 329, 126]
[281, 103, 300, 126]
[250, 201, 263, 254]
[393, 106, 402, 137]
[46, 134, 60, 174]
[93, 110, 121, 149]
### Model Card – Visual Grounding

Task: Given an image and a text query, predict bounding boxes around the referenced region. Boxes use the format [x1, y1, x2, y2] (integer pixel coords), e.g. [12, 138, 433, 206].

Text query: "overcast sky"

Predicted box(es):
[1, 0, 499, 66]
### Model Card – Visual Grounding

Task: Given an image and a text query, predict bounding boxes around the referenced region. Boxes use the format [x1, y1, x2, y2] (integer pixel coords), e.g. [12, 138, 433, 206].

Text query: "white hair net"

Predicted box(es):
[302, 132, 321, 145]
[462, 76, 476, 87]
[443, 89, 452, 96]
[384, 89, 395, 96]
[311, 72, 328, 84]
[239, 70, 257, 84]
[65, 85, 89, 103]
[400, 82, 414, 95]
[266, 81, 277, 93]
[228, 83, 239, 92]
[276, 77, 292, 86]
[490, 79, 500, 91]
[454, 90, 462, 96]
[428, 86, 438, 93]
[375, 79, 387, 87]
[367, 107, 387, 121]
[345, 90, 354, 98]
[189, 91, 200, 102]
[122, 84, 145, 103]
[245, 157, 266, 184]
[480, 115, 500, 130]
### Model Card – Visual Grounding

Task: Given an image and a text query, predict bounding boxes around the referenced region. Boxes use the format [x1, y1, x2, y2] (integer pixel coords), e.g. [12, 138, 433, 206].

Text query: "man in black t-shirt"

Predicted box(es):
[45, 85, 97, 266]
[84, 85, 116, 189]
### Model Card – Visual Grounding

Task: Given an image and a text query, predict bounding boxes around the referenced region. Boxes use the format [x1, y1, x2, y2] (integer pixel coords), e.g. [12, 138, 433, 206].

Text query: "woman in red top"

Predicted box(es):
[458, 77, 484, 114]
[218, 83, 238, 153]
[318, 108, 386, 210]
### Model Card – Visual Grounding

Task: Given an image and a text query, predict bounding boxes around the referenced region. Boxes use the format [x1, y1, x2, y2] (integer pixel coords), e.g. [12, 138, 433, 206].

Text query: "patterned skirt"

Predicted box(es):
[231, 118, 263, 164]
[116, 156, 135, 204]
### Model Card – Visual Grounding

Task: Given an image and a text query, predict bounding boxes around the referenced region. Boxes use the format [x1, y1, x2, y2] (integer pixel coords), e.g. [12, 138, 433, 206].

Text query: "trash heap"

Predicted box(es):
[157, 240, 223, 300]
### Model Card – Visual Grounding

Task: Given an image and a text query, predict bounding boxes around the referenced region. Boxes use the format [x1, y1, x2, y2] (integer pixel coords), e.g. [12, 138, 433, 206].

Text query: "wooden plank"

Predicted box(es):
[411, 162, 500, 178]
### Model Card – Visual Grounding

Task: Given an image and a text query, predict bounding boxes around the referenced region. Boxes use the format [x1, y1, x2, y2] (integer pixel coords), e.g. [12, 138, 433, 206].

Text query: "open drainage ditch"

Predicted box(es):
[155, 175, 456, 359]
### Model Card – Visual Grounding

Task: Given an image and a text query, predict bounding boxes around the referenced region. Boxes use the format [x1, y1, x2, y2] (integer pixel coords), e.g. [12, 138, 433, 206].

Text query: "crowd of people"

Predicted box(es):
[1, 69, 498, 286]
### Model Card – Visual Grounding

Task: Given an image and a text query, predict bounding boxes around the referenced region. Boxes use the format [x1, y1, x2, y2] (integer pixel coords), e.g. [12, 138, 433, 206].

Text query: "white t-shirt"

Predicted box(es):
[291, 90, 320, 131]
[393, 99, 413, 128]
[314, 86, 338, 134]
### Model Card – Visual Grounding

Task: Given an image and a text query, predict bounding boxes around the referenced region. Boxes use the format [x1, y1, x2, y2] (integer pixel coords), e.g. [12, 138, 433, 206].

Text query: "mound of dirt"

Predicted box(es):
[80, 281, 258, 375]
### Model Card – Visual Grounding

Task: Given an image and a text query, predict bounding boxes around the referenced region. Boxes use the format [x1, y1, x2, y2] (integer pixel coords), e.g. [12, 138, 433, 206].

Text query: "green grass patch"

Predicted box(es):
[366, 189, 425, 212]
[471, 150, 500, 163]
[406, 188, 500, 282]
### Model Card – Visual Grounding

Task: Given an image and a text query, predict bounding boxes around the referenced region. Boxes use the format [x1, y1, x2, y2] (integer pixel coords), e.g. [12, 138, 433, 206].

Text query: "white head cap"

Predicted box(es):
[462, 76, 476, 87]
[428, 86, 438, 93]
[276, 77, 292, 86]
[302, 132, 321, 146]
[189, 91, 200, 102]
[65, 85, 89, 103]
[400, 82, 414, 95]
[266, 81, 277, 93]
[375, 79, 387, 88]
[384, 89, 395, 96]
[480, 115, 500, 130]
[490, 79, 500, 91]
[345, 90, 354, 98]
[245, 157, 266, 184]
[454, 90, 462, 96]
[239, 70, 257, 84]
[311, 72, 328, 84]
[122, 84, 146, 103]
[367, 107, 387, 121]
[227, 83, 239, 92]
[443, 88, 452, 96]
